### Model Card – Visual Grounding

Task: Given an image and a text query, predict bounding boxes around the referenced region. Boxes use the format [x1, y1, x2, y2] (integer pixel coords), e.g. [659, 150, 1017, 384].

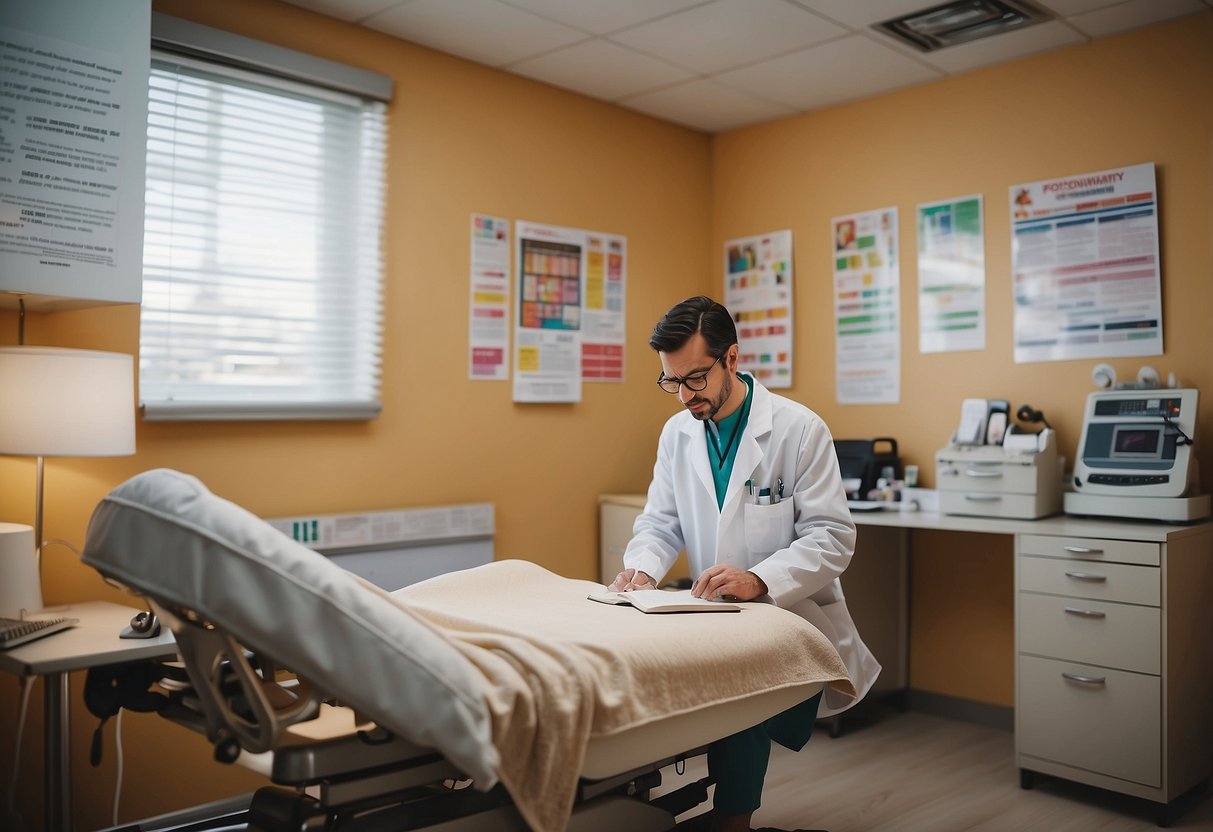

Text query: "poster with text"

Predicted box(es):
[0, 1, 149, 305]
[468, 213, 510, 380]
[513, 221, 583, 402]
[724, 229, 793, 388]
[1010, 162, 1162, 363]
[832, 207, 900, 404]
[581, 232, 627, 382]
[917, 195, 985, 353]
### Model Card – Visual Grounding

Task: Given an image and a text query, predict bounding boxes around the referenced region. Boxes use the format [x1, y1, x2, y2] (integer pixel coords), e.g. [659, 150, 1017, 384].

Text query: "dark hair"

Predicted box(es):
[649, 296, 737, 357]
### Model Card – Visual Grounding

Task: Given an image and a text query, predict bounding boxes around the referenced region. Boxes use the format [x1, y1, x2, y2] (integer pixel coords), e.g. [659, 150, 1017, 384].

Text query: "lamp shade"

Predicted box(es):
[0, 346, 136, 457]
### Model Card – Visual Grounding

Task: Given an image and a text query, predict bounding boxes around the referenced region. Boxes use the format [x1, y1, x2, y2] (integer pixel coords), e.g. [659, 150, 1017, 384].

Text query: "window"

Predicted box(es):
[140, 19, 389, 421]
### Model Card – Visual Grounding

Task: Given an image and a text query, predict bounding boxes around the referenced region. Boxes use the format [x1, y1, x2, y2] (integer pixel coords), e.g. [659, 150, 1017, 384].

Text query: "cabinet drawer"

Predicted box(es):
[1018, 593, 1160, 673]
[1017, 655, 1160, 787]
[1018, 534, 1159, 566]
[937, 459, 1039, 493]
[1018, 556, 1159, 607]
[940, 491, 1051, 519]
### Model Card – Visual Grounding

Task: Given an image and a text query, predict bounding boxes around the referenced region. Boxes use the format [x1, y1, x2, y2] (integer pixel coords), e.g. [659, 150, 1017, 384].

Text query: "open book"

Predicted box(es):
[587, 588, 741, 613]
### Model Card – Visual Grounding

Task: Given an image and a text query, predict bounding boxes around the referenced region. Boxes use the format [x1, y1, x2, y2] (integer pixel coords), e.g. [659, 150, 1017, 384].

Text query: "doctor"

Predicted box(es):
[610, 296, 879, 832]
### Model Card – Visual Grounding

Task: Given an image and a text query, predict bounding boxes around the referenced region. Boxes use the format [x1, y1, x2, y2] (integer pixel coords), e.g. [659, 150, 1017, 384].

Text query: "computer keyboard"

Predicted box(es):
[0, 615, 78, 649]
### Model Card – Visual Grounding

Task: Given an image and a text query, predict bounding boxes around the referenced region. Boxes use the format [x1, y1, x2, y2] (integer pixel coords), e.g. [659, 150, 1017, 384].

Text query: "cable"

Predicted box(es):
[112, 708, 125, 826]
[5, 675, 36, 832]
[1162, 414, 1194, 446]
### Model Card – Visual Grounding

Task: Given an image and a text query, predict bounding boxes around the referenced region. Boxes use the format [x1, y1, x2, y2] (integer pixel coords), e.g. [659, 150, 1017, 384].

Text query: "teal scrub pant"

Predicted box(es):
[707, 691, 823, 816]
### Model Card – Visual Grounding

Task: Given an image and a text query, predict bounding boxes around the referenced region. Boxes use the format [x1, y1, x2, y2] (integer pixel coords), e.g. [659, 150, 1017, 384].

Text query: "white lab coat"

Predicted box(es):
[623, 375, 880, 717]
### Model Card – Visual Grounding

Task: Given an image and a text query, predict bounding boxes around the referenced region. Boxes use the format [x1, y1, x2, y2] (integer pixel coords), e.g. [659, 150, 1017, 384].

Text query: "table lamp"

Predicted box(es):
[0, 346, 136, 615]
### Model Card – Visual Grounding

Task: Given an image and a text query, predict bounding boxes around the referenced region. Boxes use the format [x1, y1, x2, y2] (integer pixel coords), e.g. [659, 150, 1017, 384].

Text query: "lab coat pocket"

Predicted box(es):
[743, 499, 794, 556]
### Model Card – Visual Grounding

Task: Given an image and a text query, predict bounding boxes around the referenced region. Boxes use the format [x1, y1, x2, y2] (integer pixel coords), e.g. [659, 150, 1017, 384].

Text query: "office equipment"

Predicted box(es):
[80, 469, 848, 832]
[0, 601, 176, 832]
[834, 437, 900, 500]
[936, 428, 1062, 519]
[0, 346, 136, 615]
[848, 508, 1213, 826]
[0, 615, 77, 649]
[1066, 388, 1209, 521]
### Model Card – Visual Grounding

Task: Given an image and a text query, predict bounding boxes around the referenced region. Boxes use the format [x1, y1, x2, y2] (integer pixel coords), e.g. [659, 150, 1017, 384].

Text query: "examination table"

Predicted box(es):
[82, 469, 854, 832]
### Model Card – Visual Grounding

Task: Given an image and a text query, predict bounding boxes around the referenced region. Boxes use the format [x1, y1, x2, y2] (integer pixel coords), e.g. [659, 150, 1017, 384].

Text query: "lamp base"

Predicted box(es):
[0, 523, 43, 617]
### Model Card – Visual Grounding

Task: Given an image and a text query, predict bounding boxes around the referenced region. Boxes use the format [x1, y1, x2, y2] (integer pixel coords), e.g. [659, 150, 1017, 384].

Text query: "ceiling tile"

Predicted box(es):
[363, 0, 587, 66]
[716, 34, 943, 110]
[609, 0, 847, 74]
[1064, 0, 1209, 38]
[620, 78, 797, 132]
[788, 0, 953, 29]
[277, 0, 407, 23]
[1035, 0, 1123, 16]
[509, 39, 695, 101]
[501, 0, 708, 35]
[901, 19, 1085, 73]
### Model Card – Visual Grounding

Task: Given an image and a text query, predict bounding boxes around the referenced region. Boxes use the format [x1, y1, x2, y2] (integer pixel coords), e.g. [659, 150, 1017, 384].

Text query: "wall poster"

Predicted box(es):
[468, 213, 510, 380]
[724, 229, 793, 388]
[832, 207, 900, 404]
[1009, 162, 1162, 363]
[916, 195, 985, 353]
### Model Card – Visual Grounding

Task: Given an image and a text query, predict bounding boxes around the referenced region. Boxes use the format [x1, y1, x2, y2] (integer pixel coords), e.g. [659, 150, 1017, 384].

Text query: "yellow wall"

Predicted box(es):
[0, 3, 1210, 828]
[712, 13, 1213, 706]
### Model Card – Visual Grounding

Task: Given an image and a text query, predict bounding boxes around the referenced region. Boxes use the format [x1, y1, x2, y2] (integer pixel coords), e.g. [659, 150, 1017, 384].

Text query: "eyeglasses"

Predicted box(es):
[656, 355, 722, 394]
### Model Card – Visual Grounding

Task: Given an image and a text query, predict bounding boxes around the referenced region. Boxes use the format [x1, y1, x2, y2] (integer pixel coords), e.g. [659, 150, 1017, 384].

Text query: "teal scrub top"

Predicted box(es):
[705, 373, 753, 510]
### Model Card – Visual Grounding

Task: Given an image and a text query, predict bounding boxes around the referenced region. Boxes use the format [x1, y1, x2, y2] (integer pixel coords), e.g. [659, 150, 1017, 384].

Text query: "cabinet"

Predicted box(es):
[598, 494, 648, 583]
[1014, 525, 1213, 822]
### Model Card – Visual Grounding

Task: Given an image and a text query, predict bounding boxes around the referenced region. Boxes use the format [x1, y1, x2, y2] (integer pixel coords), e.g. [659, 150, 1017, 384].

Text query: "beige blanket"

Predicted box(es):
[392, 559, 853, 832]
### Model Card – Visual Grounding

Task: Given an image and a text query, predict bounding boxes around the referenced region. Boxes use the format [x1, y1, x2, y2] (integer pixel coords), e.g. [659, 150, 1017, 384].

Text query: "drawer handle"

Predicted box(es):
[1062, 672, 1106, 686]
[965, 469, 1003, 478]
[964, 494, 1002, 502]
[1064, 606, 1106, 619]
[1064, 545, 1104, 554]
[1064, 571, 1107, 582]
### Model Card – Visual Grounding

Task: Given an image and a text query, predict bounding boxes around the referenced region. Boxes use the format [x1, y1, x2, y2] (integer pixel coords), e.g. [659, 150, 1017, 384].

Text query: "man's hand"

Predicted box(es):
[608, 568, 656, 592]
[691, 565, 768, 601]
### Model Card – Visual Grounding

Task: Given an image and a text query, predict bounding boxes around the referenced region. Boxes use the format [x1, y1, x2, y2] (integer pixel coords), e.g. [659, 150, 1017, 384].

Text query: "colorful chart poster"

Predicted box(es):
[917, 195, 985, 353]
[468, 213, 510, 380]
[581, 233, 627, 382]
[832, 208, 900, 404]
[724, 229, 793, 388]
[514, 220, 583, 403]
[1009, 162, 1163, 363]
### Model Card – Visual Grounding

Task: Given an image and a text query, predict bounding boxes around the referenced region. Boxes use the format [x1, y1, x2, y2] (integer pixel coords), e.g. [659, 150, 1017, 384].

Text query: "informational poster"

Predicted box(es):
[917, 195, 985, 353]
[1010, 162, 1163, 363]
[514, 221, 584, 403]
[0, 0, 148, 306]
[832, 207, 900, 404]
[724, 229, 793, 388]
[581, 233, 626, 382]
[468, 213, 510, 380]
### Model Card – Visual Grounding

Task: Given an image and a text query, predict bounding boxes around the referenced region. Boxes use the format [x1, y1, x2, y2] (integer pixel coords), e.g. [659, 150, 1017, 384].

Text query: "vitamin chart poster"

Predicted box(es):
[581, 233, 627, 382]
[832, 207, 900, 404]
[468, 213, 510, 380]
[1010, 162, 1162, 363]
[724, 230, 793, 389]
[513, 221, 583, 403]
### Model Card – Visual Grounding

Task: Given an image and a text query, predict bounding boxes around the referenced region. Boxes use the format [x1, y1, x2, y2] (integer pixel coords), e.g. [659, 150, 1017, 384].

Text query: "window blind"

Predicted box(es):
[140, 51, 387, 421]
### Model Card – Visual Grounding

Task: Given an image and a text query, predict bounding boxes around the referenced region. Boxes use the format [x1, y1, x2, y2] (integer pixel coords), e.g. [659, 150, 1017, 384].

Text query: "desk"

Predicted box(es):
[851, 508, 1213, 823]
[0, 601, 177, 832]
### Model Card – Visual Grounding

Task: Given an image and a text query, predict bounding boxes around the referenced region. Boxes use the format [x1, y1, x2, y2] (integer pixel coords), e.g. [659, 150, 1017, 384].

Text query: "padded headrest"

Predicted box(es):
[83, 468, 500, 786]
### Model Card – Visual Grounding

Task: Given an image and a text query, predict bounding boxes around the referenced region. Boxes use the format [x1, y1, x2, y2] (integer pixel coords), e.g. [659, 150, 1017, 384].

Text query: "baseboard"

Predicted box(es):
[906, 689, 1013, 732]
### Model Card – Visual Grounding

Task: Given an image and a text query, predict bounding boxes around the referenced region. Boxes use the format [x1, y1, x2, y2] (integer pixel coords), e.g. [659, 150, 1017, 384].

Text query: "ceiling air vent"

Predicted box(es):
[874, 0, 1054, 52]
